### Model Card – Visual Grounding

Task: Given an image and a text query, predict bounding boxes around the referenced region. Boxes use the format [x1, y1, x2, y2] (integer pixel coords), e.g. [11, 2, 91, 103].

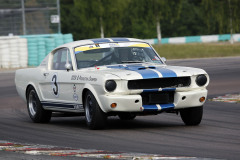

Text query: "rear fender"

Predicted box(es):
[25, 82, 43, 102]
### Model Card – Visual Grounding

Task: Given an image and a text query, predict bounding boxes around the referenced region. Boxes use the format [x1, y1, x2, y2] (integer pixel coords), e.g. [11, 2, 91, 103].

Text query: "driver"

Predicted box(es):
[118, 48, 131, 62]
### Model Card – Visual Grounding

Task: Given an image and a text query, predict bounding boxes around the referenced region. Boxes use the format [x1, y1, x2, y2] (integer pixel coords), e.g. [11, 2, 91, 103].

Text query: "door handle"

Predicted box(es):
[43, 73, 49, 76]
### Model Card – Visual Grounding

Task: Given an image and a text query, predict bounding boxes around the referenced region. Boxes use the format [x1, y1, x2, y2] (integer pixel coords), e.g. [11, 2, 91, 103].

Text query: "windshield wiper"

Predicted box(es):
[121, 61, 143, 63]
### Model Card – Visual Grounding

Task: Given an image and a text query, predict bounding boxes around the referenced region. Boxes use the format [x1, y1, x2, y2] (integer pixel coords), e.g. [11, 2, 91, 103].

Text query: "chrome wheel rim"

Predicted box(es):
[85, 95, 93, 122]
[28, 91, 37, 116]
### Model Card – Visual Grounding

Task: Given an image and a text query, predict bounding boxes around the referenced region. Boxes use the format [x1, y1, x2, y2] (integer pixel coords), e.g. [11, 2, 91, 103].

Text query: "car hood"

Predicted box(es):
[82, 63, 207, 80]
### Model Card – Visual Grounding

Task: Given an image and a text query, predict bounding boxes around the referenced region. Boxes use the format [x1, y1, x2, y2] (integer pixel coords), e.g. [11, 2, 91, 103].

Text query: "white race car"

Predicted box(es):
[15, 38, 209, 129]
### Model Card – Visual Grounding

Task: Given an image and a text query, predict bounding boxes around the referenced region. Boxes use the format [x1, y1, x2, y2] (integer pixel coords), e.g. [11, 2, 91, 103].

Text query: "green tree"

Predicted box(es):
[96, 0, 127, 38]
[202, 0, 240, 36]
[118, 0, 156, 38]
[61, 0, 239, 40]
[163, 0, 207, 37]
[118, 0, 182, 42]
[150, 0, 182, 43]
[61, 0, 126, 40]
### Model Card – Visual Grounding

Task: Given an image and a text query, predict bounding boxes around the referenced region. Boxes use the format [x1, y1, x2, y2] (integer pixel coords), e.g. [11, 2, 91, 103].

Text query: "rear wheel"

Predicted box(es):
[27, 87, 52, 123]
[84, 91, 107, 129]
[180, 106, 203, 126]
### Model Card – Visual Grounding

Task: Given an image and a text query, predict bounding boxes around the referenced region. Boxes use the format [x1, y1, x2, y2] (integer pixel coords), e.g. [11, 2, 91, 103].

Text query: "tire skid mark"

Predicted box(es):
[0, 141, 218, 160]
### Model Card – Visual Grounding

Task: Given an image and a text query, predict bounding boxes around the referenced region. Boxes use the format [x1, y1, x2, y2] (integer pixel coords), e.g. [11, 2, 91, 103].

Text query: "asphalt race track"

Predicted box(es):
[0, 57, 240, 160]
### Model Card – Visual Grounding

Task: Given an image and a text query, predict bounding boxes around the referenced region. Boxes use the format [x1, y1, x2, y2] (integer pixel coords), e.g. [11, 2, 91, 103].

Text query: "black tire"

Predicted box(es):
[118, 113, 136, 120]
[180, 106, 203, 126]
[27, 87, 52, 123]
[84, 91, 107, 129]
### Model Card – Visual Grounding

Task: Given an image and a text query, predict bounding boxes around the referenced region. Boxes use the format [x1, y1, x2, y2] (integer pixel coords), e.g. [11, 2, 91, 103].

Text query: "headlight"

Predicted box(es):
[105, 80, 117, 92]
[196, 74, 207, 86]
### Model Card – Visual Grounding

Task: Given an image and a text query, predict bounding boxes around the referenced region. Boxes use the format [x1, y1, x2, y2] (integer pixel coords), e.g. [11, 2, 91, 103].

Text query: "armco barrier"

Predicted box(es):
[146, 33, 240, 44]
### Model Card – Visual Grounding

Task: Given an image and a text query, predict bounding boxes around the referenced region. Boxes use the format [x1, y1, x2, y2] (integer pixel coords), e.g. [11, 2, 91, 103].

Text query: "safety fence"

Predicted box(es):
[0, 34, 73, 68]
[145, 34, 240, 44]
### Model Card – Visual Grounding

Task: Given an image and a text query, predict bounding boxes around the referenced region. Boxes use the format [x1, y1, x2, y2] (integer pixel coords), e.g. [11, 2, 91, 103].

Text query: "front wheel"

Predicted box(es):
[27, 87, 52, 123]
[180, 106, 203, 126]
[84, 91, 107, 129]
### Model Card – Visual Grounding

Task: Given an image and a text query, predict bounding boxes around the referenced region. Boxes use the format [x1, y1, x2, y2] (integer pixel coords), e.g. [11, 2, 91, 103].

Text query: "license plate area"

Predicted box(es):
[141, 92, 174, 105]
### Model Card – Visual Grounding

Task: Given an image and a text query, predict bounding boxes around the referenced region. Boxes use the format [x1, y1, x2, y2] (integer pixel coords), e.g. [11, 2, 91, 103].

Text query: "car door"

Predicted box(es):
[40, 48, 82, 111]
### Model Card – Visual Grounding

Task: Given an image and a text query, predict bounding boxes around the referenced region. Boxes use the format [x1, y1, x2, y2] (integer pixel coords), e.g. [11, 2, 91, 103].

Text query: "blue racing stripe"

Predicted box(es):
[135, 69, 159, 79]
[160, 103, 175, 110]
[143, 89, 159, 92]
[126, 65, 159, 79]
[143, 105, 158, 111]
[108, 65, 159, 79]
[162, 88, 176, 91]
[111, 38, 129, 42]
[155, 67, 177, 78]
[75, 51, 82, 54]
[90, 38, 110, 43]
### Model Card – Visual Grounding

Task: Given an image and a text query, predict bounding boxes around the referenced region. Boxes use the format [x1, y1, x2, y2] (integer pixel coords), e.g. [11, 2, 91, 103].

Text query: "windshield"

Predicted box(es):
[74, 42, 163, 69]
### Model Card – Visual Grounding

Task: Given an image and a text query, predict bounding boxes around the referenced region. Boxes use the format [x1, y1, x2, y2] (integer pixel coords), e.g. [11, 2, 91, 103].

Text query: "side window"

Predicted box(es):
[52, 48, 72, 70]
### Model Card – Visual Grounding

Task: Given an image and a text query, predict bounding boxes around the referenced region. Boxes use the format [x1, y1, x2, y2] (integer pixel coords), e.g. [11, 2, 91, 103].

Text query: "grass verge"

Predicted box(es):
[153, 42, 240, 59]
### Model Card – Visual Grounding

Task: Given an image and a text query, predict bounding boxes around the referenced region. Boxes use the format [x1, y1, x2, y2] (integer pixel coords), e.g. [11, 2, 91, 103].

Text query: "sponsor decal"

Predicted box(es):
[74, 42, 151, 54]
[71, 75, 97, 82]
[95, 43, 100, 47]
[154, 56, 160, 60]
[109, 43, 119, 47]
[73, 84, 78, 101]
[73, 84, 76, 92]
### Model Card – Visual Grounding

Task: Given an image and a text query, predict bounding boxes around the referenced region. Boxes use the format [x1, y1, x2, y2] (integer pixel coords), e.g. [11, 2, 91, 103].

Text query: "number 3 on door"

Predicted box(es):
[51, 73, 59, 97]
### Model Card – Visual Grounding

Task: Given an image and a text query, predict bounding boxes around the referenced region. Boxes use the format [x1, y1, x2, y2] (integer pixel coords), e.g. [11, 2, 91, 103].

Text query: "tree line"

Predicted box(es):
[61, 0, 240, 42]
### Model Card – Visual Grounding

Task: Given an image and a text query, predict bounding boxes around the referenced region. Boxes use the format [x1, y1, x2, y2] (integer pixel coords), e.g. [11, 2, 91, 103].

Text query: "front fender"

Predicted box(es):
[82, 83, 107, 113]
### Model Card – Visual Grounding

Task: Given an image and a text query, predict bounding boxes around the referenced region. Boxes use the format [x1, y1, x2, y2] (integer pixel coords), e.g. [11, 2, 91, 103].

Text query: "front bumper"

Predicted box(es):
[99, 89, 208, 112]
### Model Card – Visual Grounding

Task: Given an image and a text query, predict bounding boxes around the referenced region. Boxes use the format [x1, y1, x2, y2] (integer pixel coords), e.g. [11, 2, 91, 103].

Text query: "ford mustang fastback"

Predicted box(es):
[15, 38, 209, 129]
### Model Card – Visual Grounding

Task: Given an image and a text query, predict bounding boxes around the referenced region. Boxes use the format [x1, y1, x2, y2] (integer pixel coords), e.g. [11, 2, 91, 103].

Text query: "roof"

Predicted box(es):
[56, 37, 145, 49]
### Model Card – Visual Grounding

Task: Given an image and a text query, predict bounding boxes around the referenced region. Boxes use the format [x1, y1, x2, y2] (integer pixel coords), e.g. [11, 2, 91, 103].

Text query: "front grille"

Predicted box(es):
[141, 92, 174, 105]
[128, 77, 191, 90]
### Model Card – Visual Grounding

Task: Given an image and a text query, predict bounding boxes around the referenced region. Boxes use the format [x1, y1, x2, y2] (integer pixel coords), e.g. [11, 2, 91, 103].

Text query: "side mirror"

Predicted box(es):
[161, 57, 167, 63]
[65, 63, 72, 71]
